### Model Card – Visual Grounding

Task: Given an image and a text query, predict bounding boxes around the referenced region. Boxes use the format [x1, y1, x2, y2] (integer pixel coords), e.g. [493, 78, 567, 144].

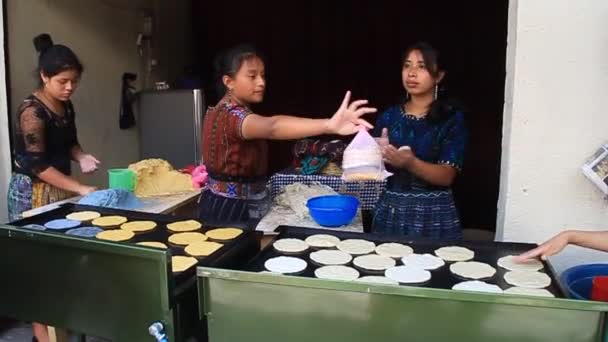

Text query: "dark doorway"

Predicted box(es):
[193, 1, 509, 232]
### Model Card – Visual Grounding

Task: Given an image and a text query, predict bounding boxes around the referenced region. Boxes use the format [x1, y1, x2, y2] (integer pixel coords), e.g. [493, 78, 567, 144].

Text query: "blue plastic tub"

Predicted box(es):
[560, 263, 608, 300]
[306, 195, 359, 227]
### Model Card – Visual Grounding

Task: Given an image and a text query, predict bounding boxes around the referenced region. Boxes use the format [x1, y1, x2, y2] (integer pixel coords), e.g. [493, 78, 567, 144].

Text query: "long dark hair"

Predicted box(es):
[402, 42, 463, 123]
[213, 43, 264, 98]
[33, 33, 83, 88]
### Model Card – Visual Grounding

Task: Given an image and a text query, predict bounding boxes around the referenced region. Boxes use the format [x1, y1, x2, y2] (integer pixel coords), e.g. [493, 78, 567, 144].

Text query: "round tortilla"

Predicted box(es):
[305, 234, 340, 248]
[273, 238, 309, 254]
[353, 254, 396, 272]
[137, 241, 168, 249]
[337, 239, 376, 255]
[375, 243, 414, 259]
[66, 226, 103, 237]
[121, 221, 157, 233]
[504, 270, 551, 289]
[402, 253, 445, 271]
[167, 220, 202, 232]
[44, 219, 81, 230]
[96, 229, 134, 242]
[504, 286, 555, 297]
[92, 216, 128, 228]
[185, 241, 223, 257]
[355, 276, 399, 285]
[66, 211, 101, 221]
[206, 228, 243, 241]
[435, 246, 475, 262]
[385, 266, 431, 284]
[168, 232, 208, 246]
[497, 255, 544, 272]
[264, 256, 307, 274]
[450, 261, 496, 280]
[172, 256, 198, 273]
[314, 265, 360, 281]
[310, 250, 353, 266]
[452, 280, 503, 294]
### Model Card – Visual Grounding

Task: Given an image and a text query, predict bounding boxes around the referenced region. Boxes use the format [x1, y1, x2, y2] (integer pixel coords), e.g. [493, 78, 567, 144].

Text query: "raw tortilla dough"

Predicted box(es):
[167, 220, 202, 232]
[185, 241, 223, 257]
[450, 261, 496, 280]
[168, 232, 208, 246]
[273, 238, 309, 254]
[92, 216, 128, 228]
[337, 239, 376, 255]
[375, 243, 414, 259]
[137, 241, 168, 249]
[504, 270, 551, 289]
[305, 234, 340, 248]
[66, 211, 101, 221]
[121, 221, 157, 233]
[452, 280, 503, 294]
[402, 253, 445, 271]
[353, 254, 396, 271]
[264, 256, 307, 274]
[96, 229, 134, 242]
[435, 246, 475, 262]
[172, 256, 198, 273]
[206, 228, 243, 241]
[497, 255, 544, 272]
[310, 250, 353, 266]
[129, 159, 195, 197]
[355, 276, 399, 285]
[314, 265, 360, 281]
[385, 266, 431, 284]
[504, 287, 555, 297]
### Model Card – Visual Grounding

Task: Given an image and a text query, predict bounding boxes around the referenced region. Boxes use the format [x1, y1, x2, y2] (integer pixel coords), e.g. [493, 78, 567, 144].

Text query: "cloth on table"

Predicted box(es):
[78, 189, 142, 210]
[292, 139, 346, 175]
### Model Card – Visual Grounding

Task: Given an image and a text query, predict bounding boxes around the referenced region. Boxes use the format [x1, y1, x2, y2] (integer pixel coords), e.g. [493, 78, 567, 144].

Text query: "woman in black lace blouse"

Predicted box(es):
[7, 34, 100, 340]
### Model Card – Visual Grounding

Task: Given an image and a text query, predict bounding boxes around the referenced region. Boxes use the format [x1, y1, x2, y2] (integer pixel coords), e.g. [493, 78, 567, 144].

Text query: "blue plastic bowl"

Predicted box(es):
[306, 195, 359, 227]
[560, 263, 608, 300]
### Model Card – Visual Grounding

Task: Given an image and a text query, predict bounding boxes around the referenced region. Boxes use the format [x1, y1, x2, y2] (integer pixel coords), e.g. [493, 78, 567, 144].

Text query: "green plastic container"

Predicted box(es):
[108, 169, 135, 191]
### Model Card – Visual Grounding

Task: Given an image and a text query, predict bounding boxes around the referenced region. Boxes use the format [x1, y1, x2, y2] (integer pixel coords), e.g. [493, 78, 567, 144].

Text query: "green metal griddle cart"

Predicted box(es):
[197, 226, 608, 342]
[0, 203, 260, 341]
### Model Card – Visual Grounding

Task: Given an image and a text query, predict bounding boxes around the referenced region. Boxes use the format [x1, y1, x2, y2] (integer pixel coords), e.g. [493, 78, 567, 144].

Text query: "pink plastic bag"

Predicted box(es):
[342, 128, 392, 181]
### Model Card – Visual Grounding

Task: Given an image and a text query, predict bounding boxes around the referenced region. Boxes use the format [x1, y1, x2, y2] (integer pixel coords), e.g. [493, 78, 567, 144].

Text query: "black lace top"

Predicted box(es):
[12, 95, 79, 177]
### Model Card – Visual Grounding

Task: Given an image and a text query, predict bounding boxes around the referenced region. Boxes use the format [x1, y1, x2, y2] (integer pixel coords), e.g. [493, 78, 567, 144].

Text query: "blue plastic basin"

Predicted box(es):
[560, 263, 608, 300]
[306, 195, 359, 227]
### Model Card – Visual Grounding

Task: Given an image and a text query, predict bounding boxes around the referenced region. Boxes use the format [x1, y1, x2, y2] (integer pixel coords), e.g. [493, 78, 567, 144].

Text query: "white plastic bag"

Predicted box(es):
[342, 128, 392, 181]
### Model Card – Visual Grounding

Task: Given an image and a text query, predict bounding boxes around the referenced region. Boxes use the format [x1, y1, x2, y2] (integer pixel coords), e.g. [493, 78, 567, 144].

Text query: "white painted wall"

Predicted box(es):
[499, 0, 608, 272]
[0, 4, 11, 223]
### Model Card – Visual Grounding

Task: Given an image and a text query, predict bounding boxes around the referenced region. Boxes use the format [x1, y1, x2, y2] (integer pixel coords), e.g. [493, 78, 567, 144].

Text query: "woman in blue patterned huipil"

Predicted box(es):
[372, 42, 467, 240]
